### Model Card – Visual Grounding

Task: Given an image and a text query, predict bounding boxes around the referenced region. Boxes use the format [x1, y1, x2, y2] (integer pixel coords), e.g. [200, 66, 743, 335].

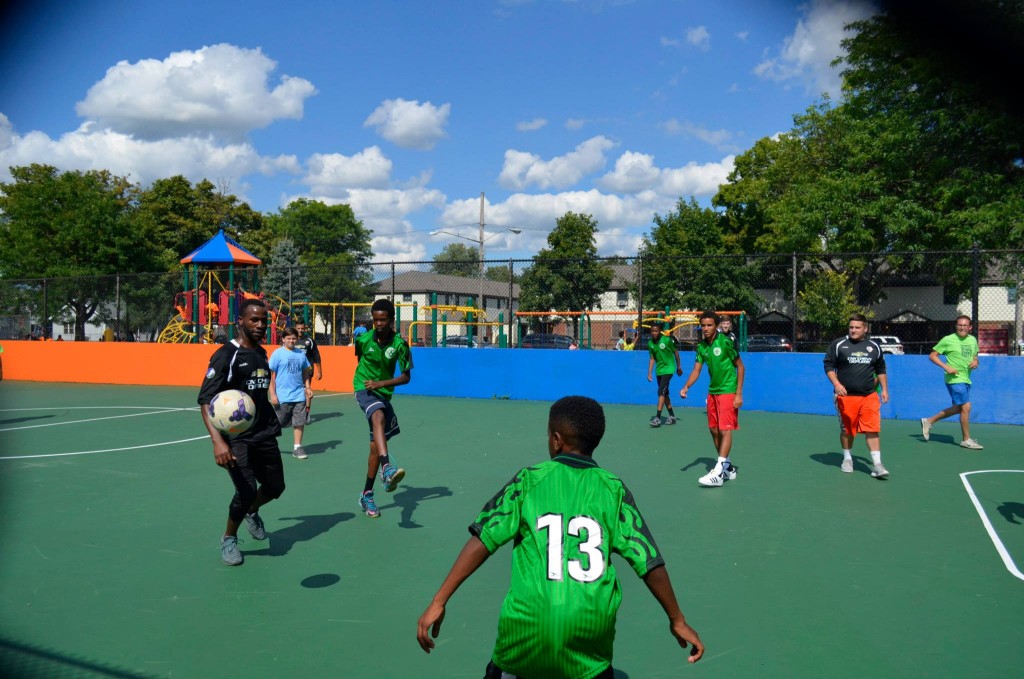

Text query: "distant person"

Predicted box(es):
[679, 311, 745, 488]
[614, 330, 626, 350]
[646, 322, 682, 427]
[824, 314, 890, 479]
[718, 315, 736, 344]
[56, 335, 64, 341]
[921, 315, 983, 449]
[352, 299, 412, 518]
[352, 321, 369, 340]
[294, 320, 322, 424]
[416, 395, 704, 676]
[269, 327, 313, 460]
[623, 329, 636, 351]
[197, 299, 285, 566]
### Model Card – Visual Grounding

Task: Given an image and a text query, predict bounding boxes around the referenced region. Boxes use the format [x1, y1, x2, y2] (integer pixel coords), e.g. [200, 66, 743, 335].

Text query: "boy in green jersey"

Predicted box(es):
[646, 321, 683, 427]
[417, 396, 704, 678]
[352, 299, 413, 518]
[921, 315, 983, 449]
[679, 311, 745, 488]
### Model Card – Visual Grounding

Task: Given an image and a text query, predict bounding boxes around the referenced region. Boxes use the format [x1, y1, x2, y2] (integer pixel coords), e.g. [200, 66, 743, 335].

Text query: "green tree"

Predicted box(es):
[430, 242, 479, 277]
[638, 198, 762, 314]
[0, 164, 160, 339]
[798, 270, 869, 343]
[262, 238, 311, 309]
[518, 212, 613, 332]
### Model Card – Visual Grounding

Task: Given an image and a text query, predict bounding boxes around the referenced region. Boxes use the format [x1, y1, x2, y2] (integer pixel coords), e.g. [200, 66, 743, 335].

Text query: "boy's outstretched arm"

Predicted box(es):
[642, 565, 704, 663]
[417, 536, 491, 654]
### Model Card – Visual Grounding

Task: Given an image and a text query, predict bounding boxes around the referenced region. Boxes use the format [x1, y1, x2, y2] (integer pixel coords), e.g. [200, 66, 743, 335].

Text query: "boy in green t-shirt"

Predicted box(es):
[352, 298, 413, 517]
[921, 315, 982, 449]
[417, 396, 704, 678]
[679, 310, 745, 487]
[646, 321, 683, 427]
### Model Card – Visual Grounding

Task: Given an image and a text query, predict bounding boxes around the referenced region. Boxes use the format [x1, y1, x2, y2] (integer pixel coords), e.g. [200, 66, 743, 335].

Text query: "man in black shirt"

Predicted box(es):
[198, 299, 286, 566]
[824, 314, 890, 479]
[295, 320, 322, 424]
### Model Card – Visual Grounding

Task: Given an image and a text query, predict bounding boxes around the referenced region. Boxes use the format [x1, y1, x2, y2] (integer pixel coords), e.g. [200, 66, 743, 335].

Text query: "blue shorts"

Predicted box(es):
[946, 382, 971, 406]
[355, 390, 400, 442]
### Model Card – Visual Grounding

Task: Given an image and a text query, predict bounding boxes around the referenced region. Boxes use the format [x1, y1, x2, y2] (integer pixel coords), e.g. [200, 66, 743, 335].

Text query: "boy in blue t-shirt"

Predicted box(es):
[269, 327, 312, 459]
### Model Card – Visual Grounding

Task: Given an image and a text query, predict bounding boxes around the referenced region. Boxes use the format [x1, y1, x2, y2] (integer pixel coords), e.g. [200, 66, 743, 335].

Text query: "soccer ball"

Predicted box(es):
[207, 389, 256, 435]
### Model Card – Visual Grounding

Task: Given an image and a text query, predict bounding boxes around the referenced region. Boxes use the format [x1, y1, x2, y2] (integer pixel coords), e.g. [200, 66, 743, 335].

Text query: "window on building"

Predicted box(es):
[402, 293, 412, 302]
[616, 290, 628, 307]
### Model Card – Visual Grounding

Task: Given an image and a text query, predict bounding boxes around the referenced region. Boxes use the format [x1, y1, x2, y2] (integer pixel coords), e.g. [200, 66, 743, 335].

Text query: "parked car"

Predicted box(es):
[872, 335, 904, 355]
[746, 334, 793, 352]
[442, 335, 496, 348]
[520, 333, 575, 349]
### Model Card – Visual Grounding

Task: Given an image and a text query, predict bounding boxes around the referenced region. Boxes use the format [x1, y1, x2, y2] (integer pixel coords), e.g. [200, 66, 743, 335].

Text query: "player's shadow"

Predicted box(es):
[307, 411, 342, 424]
[613, 670, 631, 679]
[0, 414, 55, 426]
[245, 511, 355, 557]
[681, 457, 717, 474]
[810, 452, 872, 474]
[376, 485, 454, 529]
[997, 502, 1024, 525]
[301, 439, 343, 456]
[916, 431, 957, 445]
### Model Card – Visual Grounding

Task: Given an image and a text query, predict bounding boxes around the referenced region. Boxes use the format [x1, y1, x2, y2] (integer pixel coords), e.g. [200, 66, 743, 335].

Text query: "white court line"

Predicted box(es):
[0, 407, 197, 432]
[0, 435, 211, 461]
[960, 470, 1024, 582]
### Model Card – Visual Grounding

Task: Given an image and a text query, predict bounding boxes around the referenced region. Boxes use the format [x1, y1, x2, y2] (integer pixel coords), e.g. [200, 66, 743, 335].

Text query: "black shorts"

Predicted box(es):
[355, 389, 400, 442]
[656, 373, 673, 396]
[483, 660, 613, 679]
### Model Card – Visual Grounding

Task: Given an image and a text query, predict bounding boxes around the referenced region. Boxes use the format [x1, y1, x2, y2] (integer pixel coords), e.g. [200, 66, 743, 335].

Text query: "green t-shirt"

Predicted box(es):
[696, 332, 739, 394]
[933, 333, 979, 385]
[648, 335, 677, 376]
[470, 455, 664, 679]
[352, 329, 413, 399]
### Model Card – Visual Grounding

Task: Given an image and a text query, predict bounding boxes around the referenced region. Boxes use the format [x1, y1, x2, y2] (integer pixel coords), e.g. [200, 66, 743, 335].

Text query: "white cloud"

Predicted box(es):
[0, 113, 12, 150]
[596, 151, 661, 193]
[516, 118, 548, 132]
[660, 119, 738, 152]
[364, 98, 450, 150]
[0, 121, 299, 189]
[735, 31, 750, 41]
[686, 26, 711, 51]
[565, 118, 586, 130]
[498, 136, 616, 190]
[303, 147, 392, 196]
[598, 151, 735, 197]
[660, 36, 681, 47]
[754, 0, 877, 97]
[76, 44, 316, 140]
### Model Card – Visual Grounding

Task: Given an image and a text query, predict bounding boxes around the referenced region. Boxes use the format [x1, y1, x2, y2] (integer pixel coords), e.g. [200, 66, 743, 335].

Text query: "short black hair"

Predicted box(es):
[281, 327, 298, 339]
[849, 313, 869, 324]
[700, 310, 719, 324]
[239, 298, 267, 317]
[549, 396, 606, 456]
[371, 298, 395, 320]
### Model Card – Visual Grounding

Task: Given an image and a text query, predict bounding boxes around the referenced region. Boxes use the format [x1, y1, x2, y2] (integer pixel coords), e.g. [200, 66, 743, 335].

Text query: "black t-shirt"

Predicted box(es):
[197, 340, 282, 443]
[823, 336, 886, 396]
[299, 335, 321, 365]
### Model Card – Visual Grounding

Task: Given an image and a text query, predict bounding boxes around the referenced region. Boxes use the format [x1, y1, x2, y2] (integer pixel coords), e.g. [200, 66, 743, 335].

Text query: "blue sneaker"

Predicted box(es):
[359, 491, 381, 518]
[244, 512, 266, 540]
[220, 535, 243, 566]
[381, 464, 405, 493]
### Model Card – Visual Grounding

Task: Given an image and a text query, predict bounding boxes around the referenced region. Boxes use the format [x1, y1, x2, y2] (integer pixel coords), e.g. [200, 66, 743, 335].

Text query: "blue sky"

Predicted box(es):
[0, 0, 876, 262]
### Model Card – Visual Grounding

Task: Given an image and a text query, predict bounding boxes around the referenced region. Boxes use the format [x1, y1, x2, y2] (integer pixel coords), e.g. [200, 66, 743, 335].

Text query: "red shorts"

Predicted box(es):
[835, 392, 881, 435]
[706, 393, 739, 430]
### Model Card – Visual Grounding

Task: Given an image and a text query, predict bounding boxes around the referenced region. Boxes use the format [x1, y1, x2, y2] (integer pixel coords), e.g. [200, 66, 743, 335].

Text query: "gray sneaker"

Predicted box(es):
[920, 418, 931, 441]
[244, 512, 266, 540]
[221, 536, 243, 566]
[649, 416, 662, 428]
[960, 438, 984, 450]
[871, 463, 890, 479]
[292, 446, 308, 460]
[841, 458, 853, 473]
[665, 416, 677, 425]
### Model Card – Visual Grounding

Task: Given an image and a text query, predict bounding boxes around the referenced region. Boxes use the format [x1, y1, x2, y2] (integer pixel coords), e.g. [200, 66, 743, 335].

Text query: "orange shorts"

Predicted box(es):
[706, 393, 739, 431]
[835, 392, 881, 435]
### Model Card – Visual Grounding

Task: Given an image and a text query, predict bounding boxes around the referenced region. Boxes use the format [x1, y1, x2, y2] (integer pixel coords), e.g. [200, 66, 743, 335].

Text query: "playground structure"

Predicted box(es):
[513, 309, 748, 349]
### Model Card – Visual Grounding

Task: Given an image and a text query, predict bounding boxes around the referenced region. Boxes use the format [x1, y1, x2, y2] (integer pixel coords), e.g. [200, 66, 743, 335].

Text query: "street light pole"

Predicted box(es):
[479, 192, 486, 310]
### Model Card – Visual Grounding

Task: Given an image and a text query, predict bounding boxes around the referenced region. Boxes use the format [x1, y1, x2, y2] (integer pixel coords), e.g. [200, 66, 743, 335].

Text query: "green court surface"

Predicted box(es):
[1, 382, 1022, 679]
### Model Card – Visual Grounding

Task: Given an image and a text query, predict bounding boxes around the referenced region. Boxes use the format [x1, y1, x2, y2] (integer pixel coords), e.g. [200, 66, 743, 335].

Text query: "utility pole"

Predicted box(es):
[478, 192, 486, 312]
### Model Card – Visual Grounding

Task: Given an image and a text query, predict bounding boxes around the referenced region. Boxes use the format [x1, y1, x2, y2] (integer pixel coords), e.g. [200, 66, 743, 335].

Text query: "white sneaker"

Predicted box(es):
[960, 438, 984, 450]
[871, 463, 889, 479]
[292, 446, 308, 460]
[722, 464, 738, 481]
[698, 465, 726, 487]
[920, 418, 931, 441]
[841, 458, 853, 473]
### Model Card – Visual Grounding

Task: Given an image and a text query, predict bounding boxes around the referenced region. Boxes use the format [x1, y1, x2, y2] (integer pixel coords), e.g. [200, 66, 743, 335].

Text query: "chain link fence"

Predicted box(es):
[2, 249, 1021, 355]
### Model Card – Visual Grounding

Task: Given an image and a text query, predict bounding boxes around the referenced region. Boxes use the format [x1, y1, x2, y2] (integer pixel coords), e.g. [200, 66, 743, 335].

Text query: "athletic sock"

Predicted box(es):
[842, 449, 853, 461]
[667, 408, 675, 417]
[363, 477, 375, 493]
[379, 454, 390, 468]
[870, 450, 882, 465]
[655, 410, 662, 418]
[718, 456, 730, 470]
[294, 444, 301, 450]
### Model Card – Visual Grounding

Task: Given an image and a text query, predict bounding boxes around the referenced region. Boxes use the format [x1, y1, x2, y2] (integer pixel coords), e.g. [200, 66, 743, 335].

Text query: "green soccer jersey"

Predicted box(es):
[933, 333, 979, 385]
[648, 336, 677, 376]
[696, 332, 739, 394]
[352, 329, 413, 399]
[470, 454, 664, 679]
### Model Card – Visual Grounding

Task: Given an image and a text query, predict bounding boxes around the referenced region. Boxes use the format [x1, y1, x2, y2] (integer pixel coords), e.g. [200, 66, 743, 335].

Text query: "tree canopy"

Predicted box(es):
[430, 242, 479, 277]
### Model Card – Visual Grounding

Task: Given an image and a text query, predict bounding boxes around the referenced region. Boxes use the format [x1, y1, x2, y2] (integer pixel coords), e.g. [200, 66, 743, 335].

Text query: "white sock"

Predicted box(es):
[842, 449, 852, 461]
[718, 456, 730, 469]
[294, 444, 301, 450]
[870, 450, 882, 465]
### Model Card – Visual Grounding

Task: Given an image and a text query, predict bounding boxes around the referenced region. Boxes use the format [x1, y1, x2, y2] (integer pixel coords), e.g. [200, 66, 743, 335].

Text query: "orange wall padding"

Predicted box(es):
[0, 341, 357, 391]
